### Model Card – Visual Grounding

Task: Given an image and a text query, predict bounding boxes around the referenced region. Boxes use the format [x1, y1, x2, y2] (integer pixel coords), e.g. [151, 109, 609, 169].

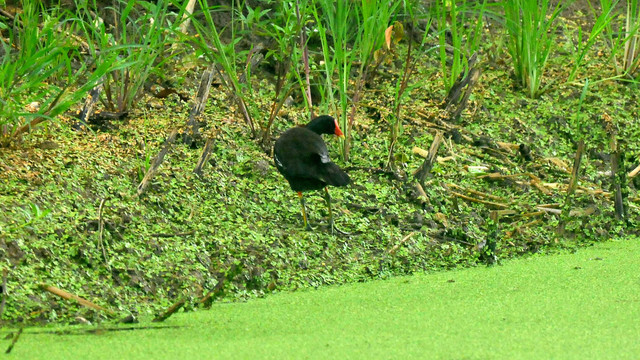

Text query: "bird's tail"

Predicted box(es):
[321, 163, 351, 187]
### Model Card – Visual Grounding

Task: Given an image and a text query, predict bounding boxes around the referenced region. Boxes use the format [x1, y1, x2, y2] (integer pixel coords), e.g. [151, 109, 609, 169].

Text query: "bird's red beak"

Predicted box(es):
[334, 119, 344, 138]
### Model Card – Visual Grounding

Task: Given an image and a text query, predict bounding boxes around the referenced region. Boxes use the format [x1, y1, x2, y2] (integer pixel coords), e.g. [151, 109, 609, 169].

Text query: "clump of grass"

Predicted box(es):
[432, 0, 486, 93]
[386, 12, 434, 172]
[0, 0, 111, 142]
[311, 0, 356, 161]
[312, 0, 403, 161]
[621, 0, 640, 77]
[599, 0, 640, 79]
[346, 0, 402, 161]
[3, 203, 51, 232]
[78, 0, 181, 113]
[243, 1, 309, 145]
[566, 1, 616, 82]
[503, 0, 562, 98]
[190, 0, 257, 137]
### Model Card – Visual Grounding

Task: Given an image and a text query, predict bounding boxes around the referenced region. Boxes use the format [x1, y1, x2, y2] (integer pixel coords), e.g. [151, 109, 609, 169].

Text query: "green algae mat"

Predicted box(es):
[4, 238, 640, 359]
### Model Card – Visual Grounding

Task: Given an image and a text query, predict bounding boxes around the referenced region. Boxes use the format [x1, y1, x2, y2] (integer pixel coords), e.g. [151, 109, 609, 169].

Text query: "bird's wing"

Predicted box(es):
[274, 128, 333, 178]
[274, 153, 285, 170]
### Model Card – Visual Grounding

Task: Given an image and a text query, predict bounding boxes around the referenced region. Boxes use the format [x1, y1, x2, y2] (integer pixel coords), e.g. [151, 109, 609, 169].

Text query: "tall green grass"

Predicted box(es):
[503, 0, 562, 98]
[567, 1, 616, 82]
[190, 0, 257, 136]
[292, 0, 314, 120]
[311, 0, 355, 160]
[312, 0, 401, 161]
[387, 7, 433, 171]
[349, 0, 402, 161]
[78, 0, 182, 113]
[0, 0, 112, 142]
[599, 0, 640, 78]
[387, 23, 414, 171]
[243, 0, 310, 144]
[621, 0, 640, 76]
[432, 0, 486, 93]
[357, 0, 400, 73]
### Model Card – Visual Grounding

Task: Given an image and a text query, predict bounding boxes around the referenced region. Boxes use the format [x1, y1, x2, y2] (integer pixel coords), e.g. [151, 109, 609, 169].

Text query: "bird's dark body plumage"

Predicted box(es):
[273, 115, 351, 231]
[274, 116, 351, 192]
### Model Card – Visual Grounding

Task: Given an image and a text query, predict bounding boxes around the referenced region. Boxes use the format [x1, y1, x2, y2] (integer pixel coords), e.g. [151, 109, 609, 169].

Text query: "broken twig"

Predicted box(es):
[415, 131, 444, 185]
[5, 328, 22, 354]
[150, 231, 195, 238]
[449, 190, 508, 209]
[39, 283, 115, 316]
[194, 137, 215, 176]
[97, 198, 110, 270]
[389, 232, 416, 254]
[184, 65, 216, 146]
[153, 299, 186, 323]
[446, 183, 505, 202]
[136, 129, 179, 196]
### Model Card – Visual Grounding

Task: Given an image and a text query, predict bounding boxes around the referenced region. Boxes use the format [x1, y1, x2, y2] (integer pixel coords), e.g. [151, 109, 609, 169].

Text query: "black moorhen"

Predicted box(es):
[274, 115, 351, 232]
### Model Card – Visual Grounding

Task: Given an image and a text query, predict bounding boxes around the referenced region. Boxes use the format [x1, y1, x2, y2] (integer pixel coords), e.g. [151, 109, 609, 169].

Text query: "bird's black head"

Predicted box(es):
[306, 115, 344, 137]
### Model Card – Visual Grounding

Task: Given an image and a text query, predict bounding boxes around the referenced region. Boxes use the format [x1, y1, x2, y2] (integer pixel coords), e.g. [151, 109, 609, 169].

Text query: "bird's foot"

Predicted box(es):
[328, 221, 352, 236]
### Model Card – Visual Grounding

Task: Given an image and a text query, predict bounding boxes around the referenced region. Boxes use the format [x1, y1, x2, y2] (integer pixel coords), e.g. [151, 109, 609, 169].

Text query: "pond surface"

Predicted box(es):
[4, 237, 639, 359]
